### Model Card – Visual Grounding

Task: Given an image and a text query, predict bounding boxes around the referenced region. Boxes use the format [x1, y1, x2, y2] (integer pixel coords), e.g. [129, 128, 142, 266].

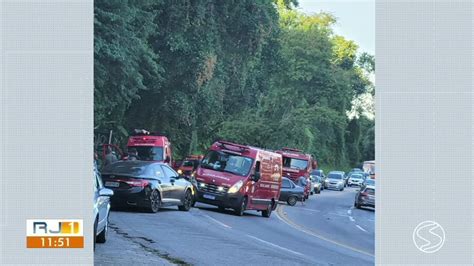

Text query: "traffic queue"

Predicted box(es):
[93, 129, 375, 246]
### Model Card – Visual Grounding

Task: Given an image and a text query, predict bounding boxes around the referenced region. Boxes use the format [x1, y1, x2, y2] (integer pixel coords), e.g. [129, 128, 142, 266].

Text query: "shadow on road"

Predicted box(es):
[111, 205, 183, 213]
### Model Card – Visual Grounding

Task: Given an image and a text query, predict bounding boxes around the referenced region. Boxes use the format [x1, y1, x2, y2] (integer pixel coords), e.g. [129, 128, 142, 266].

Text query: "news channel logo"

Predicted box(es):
[26, 219, 84, 248]
[412, 220, 445, 253]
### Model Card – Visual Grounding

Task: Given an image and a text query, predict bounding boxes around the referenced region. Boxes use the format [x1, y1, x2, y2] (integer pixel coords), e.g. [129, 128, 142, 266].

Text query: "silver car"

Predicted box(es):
[94, 168, 113, 250]
[324, 171, 345, 191]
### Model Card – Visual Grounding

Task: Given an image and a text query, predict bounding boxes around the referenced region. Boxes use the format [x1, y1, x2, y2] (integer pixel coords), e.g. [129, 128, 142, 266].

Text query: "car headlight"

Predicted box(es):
[177, 169, 183, 175]
[228, 180, 243, 194]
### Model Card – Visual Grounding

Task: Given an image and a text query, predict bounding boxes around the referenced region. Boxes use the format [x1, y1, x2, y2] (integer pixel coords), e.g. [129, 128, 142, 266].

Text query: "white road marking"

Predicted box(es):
[246, 234, 305, 257]
[356, 225, 368, 233]
[275, 206, 374, 257]
[202, 214, 232, 229]
[349, 216, 355, 222]
[347, 209, 352, 215]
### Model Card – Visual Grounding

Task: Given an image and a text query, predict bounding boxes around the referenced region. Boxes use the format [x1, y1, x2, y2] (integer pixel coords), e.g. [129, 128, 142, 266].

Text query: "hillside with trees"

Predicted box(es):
[94, 0, 375, 169]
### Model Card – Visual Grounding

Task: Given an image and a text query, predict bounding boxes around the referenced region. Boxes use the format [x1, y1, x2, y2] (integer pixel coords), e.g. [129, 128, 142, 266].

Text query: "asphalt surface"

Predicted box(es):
[95, 186, 374, 265]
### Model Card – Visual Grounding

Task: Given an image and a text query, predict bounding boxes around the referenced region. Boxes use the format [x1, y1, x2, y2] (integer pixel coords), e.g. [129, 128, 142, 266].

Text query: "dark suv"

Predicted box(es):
[354, 185, 375, 209]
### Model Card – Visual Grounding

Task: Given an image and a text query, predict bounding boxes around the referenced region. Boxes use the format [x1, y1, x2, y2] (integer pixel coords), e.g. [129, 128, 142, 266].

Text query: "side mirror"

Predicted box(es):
[164, 157, 171, 163]
[252, 172, 261, 182]
[99, 188, 114, 197]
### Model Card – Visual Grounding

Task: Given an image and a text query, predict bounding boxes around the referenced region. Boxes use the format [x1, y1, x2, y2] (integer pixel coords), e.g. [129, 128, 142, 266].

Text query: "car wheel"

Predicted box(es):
[310, 191, 314, 195]
[234, 196, 247, 216]
[317, 188, 321, 194]
[262, 203, 273, 218]
[218, 206, 226, 212]
[148, 190, 161, 213]
[340, 187, 344, 191]
[356, 202, 361, 209]
[96, 212, 108, 243]
[287, 196, 297, 206]
[178, 189, 192, 211]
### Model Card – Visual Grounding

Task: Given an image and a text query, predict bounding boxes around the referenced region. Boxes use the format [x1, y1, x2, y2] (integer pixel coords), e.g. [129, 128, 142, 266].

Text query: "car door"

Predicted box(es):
[280, 178, 291, 200]
[151, 164, 173, 203]
[162, 165, 185, 203]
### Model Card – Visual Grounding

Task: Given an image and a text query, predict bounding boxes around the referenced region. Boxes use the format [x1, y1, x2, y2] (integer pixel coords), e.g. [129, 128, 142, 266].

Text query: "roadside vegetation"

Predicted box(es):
[94, 0, 374, 169]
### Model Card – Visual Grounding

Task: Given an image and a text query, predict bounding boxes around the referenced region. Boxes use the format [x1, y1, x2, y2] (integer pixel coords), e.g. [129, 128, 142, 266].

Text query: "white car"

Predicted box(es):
[348, 173, 364, 187]
[94, 168, 113, 250]
[325, 171, 345, 191]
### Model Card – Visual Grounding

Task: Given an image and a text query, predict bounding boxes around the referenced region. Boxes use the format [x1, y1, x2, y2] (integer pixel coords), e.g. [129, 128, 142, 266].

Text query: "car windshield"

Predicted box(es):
[283, 157, 308, 170]
[130, 146, 164, 161]
[365, 179, 375, 186]
[328, 173, 342, 179]
[200, 150, 253, 176]
[365, 188, 375, 195]
[182, 160, 197, 167]
[351, 174, 363, 179]
[311, 170, 322, 176]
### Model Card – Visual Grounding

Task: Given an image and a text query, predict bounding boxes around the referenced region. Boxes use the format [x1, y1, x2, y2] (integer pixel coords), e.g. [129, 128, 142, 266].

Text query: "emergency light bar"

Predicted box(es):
[132, 129, 166, 137]
[220, 149, 243, 156]
[281, 147, 302, 153]
[217, 140, 250, 152]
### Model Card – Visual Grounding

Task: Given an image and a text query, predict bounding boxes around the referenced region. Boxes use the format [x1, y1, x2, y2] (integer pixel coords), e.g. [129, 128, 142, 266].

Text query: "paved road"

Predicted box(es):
[95, 186, 374, 265]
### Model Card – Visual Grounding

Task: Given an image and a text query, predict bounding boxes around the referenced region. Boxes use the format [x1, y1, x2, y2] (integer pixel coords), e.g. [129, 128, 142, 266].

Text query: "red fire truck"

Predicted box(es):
[276, 148, 315, 200]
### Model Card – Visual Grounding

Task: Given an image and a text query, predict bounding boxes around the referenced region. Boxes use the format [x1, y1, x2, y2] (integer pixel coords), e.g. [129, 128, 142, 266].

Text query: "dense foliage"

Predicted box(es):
[94, 0, 375, 169]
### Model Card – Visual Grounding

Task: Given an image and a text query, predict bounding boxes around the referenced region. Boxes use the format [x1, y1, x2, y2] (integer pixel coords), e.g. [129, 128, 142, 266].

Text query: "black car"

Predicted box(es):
[101, 161, 194, 213]
[279, 177, 304, 206]
[310, 169, 325, 190]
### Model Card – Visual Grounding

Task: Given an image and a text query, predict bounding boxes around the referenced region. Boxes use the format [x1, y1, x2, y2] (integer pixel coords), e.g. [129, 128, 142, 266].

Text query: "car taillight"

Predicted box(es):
[126, 180, 149, 187]
[360, 192, 368, 197]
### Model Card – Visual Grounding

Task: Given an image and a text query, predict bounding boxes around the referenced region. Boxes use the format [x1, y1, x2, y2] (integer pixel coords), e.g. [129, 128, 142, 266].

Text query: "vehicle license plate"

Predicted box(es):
[105, 181, 120, 188]
[203, 194, 215, 200]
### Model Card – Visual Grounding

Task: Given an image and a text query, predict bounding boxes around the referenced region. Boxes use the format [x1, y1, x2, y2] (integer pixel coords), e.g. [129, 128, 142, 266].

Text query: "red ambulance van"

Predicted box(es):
[194, 141, 282, 217]
[126, 129, 173, 166]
